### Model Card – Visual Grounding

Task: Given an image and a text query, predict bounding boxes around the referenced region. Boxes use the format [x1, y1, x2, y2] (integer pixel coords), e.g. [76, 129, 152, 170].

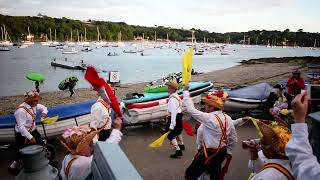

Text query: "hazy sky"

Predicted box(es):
[0, 0, 319, 33]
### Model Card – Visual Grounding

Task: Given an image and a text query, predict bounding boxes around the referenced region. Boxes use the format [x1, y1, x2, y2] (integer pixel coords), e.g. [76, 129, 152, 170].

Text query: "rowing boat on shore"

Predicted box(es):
[0, 101, 95, 143]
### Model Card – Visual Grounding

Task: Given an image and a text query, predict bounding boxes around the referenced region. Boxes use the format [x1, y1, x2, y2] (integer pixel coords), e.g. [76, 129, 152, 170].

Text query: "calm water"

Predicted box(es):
[0, 43, 320, 97]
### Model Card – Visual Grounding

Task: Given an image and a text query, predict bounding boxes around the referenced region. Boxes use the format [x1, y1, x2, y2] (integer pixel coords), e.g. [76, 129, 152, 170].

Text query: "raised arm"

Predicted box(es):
[183, 90, 219, 129]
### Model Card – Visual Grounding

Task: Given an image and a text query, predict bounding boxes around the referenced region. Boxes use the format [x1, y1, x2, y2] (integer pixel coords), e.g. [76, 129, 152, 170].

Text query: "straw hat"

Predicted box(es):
[61, 125, 99, 154]
[256, 121, 291, 158]
[165, 79, 179, 90]
[24, 91, 40, 102]
[201, 91, 228, 109]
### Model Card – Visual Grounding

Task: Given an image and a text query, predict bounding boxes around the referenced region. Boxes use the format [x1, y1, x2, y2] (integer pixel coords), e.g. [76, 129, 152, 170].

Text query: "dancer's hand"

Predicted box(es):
[30, 137, 37, 145]
[113, 117, 122, 130]
[291, 92, 308, 123]
[183, 84, 189, 91]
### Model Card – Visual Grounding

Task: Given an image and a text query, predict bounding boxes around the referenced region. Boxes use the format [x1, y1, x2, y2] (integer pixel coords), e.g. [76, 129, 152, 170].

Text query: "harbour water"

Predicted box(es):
[0, 43, 319, 97]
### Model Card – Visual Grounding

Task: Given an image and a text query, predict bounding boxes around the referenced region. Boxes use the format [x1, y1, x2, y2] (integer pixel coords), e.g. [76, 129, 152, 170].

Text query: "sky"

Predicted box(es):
[0, 0, 319, 33]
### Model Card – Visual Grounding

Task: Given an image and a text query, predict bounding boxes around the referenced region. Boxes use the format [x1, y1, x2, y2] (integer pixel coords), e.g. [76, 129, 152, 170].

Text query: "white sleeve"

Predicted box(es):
[106, 129, 123, 144]
[90, 103, 110, 129]
[227, 118, 237, 154]
[183, 91, 219, 129]
[36, 104, 48, 114]
[168, 98, 179, 130]
[14, 109, 33, 140]
[285, 123, 320, 180]
[196, 124, 204, 148]
[232, 118, 246, 128]
[248, 158, 264, 173]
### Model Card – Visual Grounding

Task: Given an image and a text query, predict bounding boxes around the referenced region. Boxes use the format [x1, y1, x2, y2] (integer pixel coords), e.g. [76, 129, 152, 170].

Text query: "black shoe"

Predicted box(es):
[179, 144, 185, 151]
[170, 150, 183, 159]
[8, 166, 20, 176]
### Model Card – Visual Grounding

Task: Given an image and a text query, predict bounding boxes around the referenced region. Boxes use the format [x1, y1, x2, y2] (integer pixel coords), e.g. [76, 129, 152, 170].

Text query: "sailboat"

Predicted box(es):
[79, 27, 90, 47]
[66, 29, 75, 46]
[0, 25, 13, 46]
[93, 27, 106, 46]
[186, 31, 196, 47]
[50, 29, 59, 45]
[115, 31, 125, 47]
[311, 39, 317, 50]
[266, 39, 271, 48]
[41, 28, 53, 46]
[22, 27, 34, 45]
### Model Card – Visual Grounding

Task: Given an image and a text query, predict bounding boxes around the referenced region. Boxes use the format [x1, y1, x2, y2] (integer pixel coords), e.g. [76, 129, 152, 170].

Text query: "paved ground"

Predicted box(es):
[0, 122, 257, 180]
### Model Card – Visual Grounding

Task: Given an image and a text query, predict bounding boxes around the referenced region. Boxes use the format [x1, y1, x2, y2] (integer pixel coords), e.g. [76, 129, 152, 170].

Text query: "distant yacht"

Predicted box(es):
[65, 29, 75, 46]
[93, 27, 107, 46]
[0, 25, 13, 46]
[62, 47, 78, 54]
[78, 27, 90, 46]
[22, 27, 34, 45]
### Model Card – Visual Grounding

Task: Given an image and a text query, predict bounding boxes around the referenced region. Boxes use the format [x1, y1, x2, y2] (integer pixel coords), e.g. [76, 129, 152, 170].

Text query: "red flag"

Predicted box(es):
[100, 78, 122, 117]
[85, 66, 122, 117]
[182, 121, 193, 136]
[85, 66, 102, 90]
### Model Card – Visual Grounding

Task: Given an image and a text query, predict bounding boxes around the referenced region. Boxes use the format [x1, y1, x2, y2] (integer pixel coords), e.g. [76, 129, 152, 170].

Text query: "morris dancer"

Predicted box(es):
[183, 85, 237, 180]
[247, 120, 294, 180]
[90, 95, 113, 141]
[165, 80, 184, 158]
[9, 91, 48, 174]
[60, 118, 122, 180]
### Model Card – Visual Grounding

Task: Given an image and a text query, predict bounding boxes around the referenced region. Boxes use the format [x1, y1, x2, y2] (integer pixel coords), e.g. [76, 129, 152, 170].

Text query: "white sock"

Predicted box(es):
[10, 161, 17, 169]
[171, 139, 180, 150]
[177, 135, 184, 145]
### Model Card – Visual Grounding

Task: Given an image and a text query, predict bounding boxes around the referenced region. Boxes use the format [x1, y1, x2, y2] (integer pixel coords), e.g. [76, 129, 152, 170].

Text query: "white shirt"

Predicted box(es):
[196, 118, 246, 150]
[249, 150, 292, 180]
[60, 129, 122, 180]
[183, 91, 237, 154]
[14, 102, 48, 140]
[167, 93, 182, 130]
[285, 123, 320, 180]
[90, 98, 111, 130]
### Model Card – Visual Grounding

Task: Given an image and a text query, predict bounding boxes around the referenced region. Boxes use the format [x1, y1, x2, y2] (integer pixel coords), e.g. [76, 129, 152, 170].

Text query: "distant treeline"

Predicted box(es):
[0, 14, 320, 47]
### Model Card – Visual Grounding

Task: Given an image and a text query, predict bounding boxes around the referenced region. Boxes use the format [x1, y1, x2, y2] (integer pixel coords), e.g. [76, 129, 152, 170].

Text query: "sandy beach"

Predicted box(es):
[0, 56, 317, 115]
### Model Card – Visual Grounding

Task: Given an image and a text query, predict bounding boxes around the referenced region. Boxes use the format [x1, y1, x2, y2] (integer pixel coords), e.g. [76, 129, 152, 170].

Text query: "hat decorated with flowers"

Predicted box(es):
[60, 125, 99, 154]
[24, 91, 40, 102]
[201, 91, 228, 109]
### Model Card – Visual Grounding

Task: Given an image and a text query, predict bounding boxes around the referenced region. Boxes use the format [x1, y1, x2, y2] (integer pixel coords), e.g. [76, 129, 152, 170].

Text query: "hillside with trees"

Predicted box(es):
[0, 14, 319, 47]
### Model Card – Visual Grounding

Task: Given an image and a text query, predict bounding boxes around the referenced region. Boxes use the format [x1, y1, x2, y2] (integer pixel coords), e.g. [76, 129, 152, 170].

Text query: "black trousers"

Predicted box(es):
[166, 113, 183, 141]
[15, 129, 43, 160]
[185, 148, 227, 180]
[98, 129, 112, 141]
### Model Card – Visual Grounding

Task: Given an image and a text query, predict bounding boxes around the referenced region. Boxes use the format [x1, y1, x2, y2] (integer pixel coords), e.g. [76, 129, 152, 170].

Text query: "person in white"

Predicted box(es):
[165, 80, 184, 158]
[246, 116, 294, 179]
[9, 91, 48, 174]
[183, 85, 237, 180]
[90, 96, 113, 141]
[285, 92, 320, 179]
[60, 118, 123, 180]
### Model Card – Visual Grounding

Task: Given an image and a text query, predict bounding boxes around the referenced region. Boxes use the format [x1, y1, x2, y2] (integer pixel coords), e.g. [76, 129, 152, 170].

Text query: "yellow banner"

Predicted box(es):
[41, 116, 59, 124]
[149, 132, 169, 148]
[182, 48, 193, 85]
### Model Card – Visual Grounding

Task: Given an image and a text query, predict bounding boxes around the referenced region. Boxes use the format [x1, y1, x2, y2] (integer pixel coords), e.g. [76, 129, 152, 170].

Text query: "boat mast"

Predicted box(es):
[154, 31, 156, 42]
[1, 25, 3, 41]
[70, 29, 73, 42]
[314, 39, 317, 48]
[49, 28, 52, 41]
[97, 27, 100, 42]
[77, 30, 79, 42]
[84, 27, 87, 41]
[54, 29, 57, 41]
[167, 33, 169, 42]
[4, 25, 7, 41]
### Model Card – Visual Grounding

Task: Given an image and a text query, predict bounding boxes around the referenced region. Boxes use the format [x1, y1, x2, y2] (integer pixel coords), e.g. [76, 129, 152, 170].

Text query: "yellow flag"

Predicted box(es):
[182, 48, 193, 85]
[41, 116, 59, 125]
[250, 117, 263, 138]
[149, 132, 169, 148]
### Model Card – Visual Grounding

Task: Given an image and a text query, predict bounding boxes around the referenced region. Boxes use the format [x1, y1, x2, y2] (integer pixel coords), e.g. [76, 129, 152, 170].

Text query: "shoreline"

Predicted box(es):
[1, 56, 319, 115]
